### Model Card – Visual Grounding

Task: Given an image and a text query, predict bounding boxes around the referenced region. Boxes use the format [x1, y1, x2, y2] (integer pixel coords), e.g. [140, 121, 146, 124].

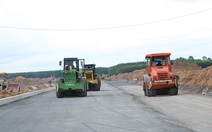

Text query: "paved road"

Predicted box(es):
[0, 81, 211, 132]
[106, 80, 212, 132]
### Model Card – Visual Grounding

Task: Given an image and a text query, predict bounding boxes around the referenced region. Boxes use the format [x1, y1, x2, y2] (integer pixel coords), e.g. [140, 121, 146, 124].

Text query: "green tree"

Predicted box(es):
[188, 56, 194, 61]
[175, 57, 187, 61]
[202, 56, 207, 61]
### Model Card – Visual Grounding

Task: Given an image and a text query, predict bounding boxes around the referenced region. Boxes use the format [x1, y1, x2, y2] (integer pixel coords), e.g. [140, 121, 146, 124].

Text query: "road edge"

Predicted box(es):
[0, 87, 55, 106]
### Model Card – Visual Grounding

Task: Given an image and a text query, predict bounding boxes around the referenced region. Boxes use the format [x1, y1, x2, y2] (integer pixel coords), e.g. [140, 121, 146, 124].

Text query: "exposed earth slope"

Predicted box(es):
[0, 76, 54, 98]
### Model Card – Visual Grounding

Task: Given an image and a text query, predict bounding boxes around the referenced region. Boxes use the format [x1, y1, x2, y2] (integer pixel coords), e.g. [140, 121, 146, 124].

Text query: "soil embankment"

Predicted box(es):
[0, 76, 55, 98]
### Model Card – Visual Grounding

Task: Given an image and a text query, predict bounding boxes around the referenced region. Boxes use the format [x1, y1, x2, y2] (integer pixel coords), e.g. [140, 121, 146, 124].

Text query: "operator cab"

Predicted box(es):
[84, 64, 96, 73]
[153, 57, 165, 66]
[63, 58, 78, 70]
[59, 58, 85, 79]
[146, 53, 172, 67]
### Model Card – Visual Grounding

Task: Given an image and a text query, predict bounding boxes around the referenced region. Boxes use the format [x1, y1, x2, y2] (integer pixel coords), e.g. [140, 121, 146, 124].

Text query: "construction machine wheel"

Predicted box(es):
[78, 85, 87, 97]
[95, 77, 101, 91]
[169, 87, 178, 95]
[3, 84, 7, 89]
[78, 77, 87, 97]
[95, 84, 100, 91]
[144, 90, 147, 96]
[56, 91, 63, 98]
[3, 81, 8, 89]
[98, 77, 101, 87]
[56, 78, 64, 98]
[89, 83, 95, 91]
[147, 89, 156, 97]
[144, 81, 156, 97]
[143, 75, 156, 97]
[56, 87, 64, 98]
[169, 75, 179, 95]
[79, 87, 87, 97]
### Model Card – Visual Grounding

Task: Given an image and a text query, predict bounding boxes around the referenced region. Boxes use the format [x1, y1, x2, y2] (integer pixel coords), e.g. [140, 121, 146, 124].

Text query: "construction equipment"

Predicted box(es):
[84, 64, 101, 91]
[142, 53, 179, 97]
[56, 58, 88, 98]
[6, 83, 20, 93]
[0, 72, 21, 93]
[0, 72, 8, 90]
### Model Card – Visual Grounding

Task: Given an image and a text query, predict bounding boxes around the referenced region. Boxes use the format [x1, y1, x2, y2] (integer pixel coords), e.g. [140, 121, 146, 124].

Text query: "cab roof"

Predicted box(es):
[145, 53, 171, 58]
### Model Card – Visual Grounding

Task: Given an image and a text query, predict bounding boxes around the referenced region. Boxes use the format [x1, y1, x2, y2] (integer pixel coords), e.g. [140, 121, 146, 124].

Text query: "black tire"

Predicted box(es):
[169, 76, 179, 96]
[3, 81, 8, 90]
[144, 76, 156, 97]
[91, 76, 100, 91]
[98, 77, 101, 88]
[84, 82, 88, 97]
[144, 90, 147, 96]
[169, 87, 178, 95]
[79, 86, 87, 97]
[78, 77, 87, 97]
[56, 79, 64, 98]
[147, 89, 156, 97]
[88, 83, 95, 91]
[95, 78, 101, 91]
[84, 85, 87, 96]
[56, 91, 63, 98]
[145, 84, 156, 97]
[3, 85, 7, 89]
[94, 84, 99, 91]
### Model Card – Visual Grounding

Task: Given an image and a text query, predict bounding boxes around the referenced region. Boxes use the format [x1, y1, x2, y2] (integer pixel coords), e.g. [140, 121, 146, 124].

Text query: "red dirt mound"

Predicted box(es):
[178, 66, 212, 87]
[8, 76, 53, 89]
[172, 62, 202, 70]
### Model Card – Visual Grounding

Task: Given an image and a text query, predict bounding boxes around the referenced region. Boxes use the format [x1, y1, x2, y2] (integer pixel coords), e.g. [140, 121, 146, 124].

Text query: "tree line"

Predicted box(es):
[6, 71, 60, 79]
[108, 62, 146, 75]
[175, 56, 212, 68]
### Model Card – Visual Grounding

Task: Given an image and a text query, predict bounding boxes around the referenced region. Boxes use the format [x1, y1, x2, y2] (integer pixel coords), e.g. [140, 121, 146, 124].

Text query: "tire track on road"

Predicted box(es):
[105, 80, 194, 132]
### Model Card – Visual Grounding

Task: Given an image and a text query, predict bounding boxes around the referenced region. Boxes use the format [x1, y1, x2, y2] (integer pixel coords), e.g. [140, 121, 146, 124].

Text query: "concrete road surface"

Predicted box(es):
[0, 80, 211, 132]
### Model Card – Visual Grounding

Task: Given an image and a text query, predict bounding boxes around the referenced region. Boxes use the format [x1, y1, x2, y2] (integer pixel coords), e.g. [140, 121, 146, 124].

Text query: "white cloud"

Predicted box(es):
[0, 0, 212, 72]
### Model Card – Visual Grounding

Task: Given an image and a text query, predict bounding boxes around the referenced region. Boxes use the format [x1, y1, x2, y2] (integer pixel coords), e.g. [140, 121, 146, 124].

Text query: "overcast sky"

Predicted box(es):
[0, 0, 212, 73]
